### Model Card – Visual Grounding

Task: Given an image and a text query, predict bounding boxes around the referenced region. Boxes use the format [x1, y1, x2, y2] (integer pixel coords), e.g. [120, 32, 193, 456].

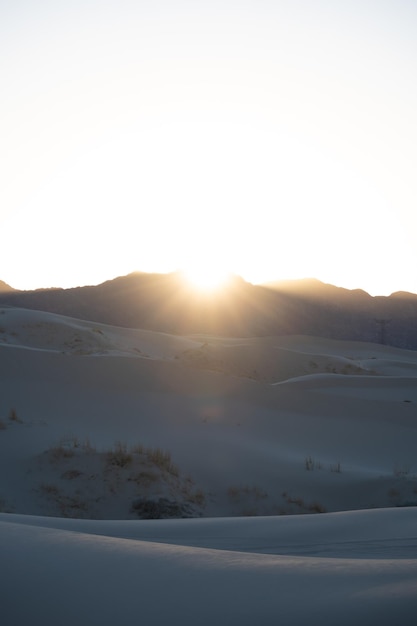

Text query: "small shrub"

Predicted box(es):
[58, 496, 88, 517]
[287, 496, 304, 507]
[61, 469, 83, 480]
[40, 483, 60, 495]
[227, 486, 240, 500]
[187, 489, 206, 506]
[9, 408, 22, 423]
[131, 442, 145, 455]
[129, 471, 158, 487]
[146, 447, 179, 476]
[330, 462, 342, 473]
[388, 488, 400, 499]
[57, 436, 81, 449]
[131, 497, 194, 519]
[49, 445, 76, 462]
[242, 485, 267, 499]
[106, 441, 133, 468]
[0, 419, 6, 430]
[283, 493, 305, 508]
[308, 501, 326, 513]
[305, 456, 323, 471]
[393, 463, 410, 477]
[305, 456, 314, 471]
[81, 438, 96, 453]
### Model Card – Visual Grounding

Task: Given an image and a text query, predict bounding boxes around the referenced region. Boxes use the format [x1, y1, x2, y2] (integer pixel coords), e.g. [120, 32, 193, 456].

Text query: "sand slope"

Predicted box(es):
[1, 306, 417, 519]
[1, 306, 417, 623]
[1, 509, 417, 625]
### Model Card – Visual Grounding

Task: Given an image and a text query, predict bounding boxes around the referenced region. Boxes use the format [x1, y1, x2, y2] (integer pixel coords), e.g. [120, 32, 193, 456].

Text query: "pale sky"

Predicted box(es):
[1, 0, 417, 295]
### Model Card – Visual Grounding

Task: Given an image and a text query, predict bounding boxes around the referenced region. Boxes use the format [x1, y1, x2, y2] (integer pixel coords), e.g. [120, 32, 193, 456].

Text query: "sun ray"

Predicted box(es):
[181, 264, 232, 293]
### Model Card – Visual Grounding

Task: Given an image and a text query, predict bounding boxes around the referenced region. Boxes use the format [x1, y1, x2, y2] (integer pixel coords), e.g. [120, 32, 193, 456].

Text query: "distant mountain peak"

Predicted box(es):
[0, 280, 16, 293]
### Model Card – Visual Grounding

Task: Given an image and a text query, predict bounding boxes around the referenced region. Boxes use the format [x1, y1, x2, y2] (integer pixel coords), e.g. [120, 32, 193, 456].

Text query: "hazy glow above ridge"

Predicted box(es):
[1, 1, 417, 297]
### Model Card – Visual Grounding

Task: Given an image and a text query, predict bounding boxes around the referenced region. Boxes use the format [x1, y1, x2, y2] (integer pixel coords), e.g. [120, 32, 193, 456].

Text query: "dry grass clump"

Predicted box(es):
[284, 494, 305, 507]
[48, 436, 95, 462]
[9, 408, 22, 423]
[305, 456, 322, 471]
[187, 489, 206, 506]
[393, 463, 410, 477]
[282, 491, 326, 514]
[105, 441, 179, 476]
[308, 501, 327, 513]
[1, 408, 23, 429]
[145, 447, 179, 477]
[330, 462, 342, 473]
[129, 470, 159, 487]
[39, 483, 60, 495]
[37, 435, 205, 519]
[106, 441, 133, 468]
[61, 469, 84, 480]
[49, 444, 76, 461]
[305, 456, 340, 473]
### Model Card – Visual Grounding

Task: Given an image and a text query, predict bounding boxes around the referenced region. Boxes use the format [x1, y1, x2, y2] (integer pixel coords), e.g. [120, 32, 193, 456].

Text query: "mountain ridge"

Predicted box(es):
[0, 271, 416, 350]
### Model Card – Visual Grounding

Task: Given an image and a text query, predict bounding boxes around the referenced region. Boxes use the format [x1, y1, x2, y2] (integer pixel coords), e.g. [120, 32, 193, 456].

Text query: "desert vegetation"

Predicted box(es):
[305, 456, 342, 473]
[0, 407, 23, 430]
[281, 491, 327, 514]
[34, 437, 205, 519]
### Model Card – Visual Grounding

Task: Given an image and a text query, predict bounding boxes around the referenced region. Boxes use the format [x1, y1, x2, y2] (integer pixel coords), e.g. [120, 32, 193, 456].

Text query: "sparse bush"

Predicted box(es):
[187, 489, 206, 506]
[59, 435, 80, 448]
[131, 497, 194, 519]
[227, 486, 240, 500]
[393, 463, 410, 477]
[282, 492, 325, 514]
[40, 483, 60, 495]
[308, 501, 326, 513]
[146, 447, 179, 476]
[287, 495, 304, 507]
[129, 470, 158, 487]
[282, 492, 305, 507]
[388, 488, 400, 499]
[61, 469, 83, 480]
[242, 485, 267, 499]
[305, 456, 314, 471]
[0, 419, 6, 430]
[305, 456, 323, 471]
[106, 441, 133, 468]
[49, 445, 76, 462]
[330, 462, 342, 473]
[81, 438, 96, 453]
[8, 408, 22, 423]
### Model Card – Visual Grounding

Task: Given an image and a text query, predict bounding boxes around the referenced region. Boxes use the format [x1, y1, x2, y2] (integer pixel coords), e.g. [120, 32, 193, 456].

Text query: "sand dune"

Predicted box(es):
[1, 509, 417, 625]
[1, 306, 417, 623]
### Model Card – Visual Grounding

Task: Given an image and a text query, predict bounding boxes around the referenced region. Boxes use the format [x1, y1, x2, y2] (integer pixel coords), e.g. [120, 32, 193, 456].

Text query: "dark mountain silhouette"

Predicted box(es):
[0, 272, 416, 350]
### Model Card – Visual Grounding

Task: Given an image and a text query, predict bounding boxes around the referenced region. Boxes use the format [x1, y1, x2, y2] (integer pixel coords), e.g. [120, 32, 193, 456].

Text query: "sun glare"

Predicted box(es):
[182, 264, 232, 292]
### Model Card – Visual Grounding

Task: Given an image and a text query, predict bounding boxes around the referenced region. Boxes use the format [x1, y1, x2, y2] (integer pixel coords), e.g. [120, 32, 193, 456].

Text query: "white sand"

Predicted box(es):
[1, 509, 417, 625]
[1, 306, 417, 623]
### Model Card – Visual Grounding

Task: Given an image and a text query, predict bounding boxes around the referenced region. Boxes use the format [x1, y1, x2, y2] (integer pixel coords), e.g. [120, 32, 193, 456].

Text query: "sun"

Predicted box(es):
[181, 263, 232, 292]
